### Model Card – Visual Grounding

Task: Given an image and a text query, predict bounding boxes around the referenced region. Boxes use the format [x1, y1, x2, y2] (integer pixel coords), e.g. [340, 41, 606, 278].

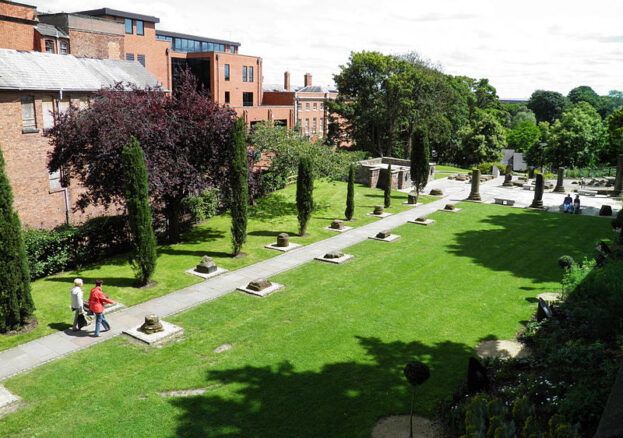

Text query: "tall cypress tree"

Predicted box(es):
[296, 156, 314, 236]
[121, 136, 157, 286]
[0, 148, 34, 332]
[229, 118, 248, 256]
[345, 163, 355, 221]
[410, 126, 430, 196]
[384, 163, 392, 208]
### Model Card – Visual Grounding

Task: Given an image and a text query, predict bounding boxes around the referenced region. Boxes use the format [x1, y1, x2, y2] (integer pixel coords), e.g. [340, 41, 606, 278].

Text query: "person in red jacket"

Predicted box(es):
[88, 279, 115, 337]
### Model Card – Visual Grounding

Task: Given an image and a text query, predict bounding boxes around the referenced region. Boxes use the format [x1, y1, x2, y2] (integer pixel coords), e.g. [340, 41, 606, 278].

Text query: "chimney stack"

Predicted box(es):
[304, 73, 312, 87]
[284, 71, 291, 91]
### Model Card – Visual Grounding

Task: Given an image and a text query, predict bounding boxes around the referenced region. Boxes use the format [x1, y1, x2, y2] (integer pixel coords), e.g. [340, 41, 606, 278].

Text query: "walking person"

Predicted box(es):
[70, 278, 85, 331]
[88, 279, 115, 337]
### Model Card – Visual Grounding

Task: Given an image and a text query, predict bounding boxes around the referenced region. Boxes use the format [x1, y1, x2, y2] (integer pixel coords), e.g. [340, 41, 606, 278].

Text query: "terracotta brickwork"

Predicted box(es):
[0, 0, 36, 52]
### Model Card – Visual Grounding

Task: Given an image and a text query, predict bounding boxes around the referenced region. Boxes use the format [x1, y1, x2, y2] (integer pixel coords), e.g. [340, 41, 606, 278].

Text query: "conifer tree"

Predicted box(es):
[296, 156, 314, 235]
[411, 126, 431, 196]
[345, 163, 355, 220]
[0, 148, 34, 332]
[229, 118, 248, 256]
[121, 136, 157, 286]
[384, 163, 392, 208]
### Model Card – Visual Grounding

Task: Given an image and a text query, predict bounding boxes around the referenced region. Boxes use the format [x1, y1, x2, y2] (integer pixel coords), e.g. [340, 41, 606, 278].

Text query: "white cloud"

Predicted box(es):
[29, 0, 623, 98]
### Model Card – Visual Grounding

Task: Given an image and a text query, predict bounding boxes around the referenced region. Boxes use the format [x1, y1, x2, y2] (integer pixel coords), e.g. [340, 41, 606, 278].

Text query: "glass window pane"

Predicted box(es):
[202, 42, 208, 51]
[136, 20, 144, 35]
[242, 66, 247, 82]
[137, 54, 145, 67]
[21, 96, 36, 131]
[126, 53, 134, 61]
[249, 66, 254, 82]
[125, 18, 132, 34]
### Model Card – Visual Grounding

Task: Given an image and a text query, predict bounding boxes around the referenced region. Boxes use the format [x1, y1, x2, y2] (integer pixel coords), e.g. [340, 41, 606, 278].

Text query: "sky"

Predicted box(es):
[30, 0, 623, 99]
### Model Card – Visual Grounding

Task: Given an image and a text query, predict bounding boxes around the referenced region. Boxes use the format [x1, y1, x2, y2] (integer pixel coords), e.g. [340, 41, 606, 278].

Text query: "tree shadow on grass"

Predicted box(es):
[180, 227, 227, 245]
[248, 194, 297, 221]
[44, 275, 136, 288]
[170, 336, 474, 438]
[157, 248, 233, 259]
[247, 230, 298, 238]
[446, 210, 604, 284]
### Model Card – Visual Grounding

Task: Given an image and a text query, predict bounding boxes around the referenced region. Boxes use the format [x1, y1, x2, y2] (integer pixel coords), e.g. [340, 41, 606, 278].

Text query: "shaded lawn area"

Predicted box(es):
[434, 165, 470, 172]
[0, 181, 419, 352]
[0, 203, 611, 438]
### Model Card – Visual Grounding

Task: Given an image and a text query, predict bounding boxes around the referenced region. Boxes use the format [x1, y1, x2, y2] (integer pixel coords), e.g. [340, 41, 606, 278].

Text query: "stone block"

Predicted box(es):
[314, 253, 354, 264]
[185, 266, 228, 280]
[237, 282, 285, 297]
[195, 256, 217, 274]
[247, 278, 272, 291]
[123, 320, 184, 346]
[276, 233, 290, 247]
[409, 217, 436, 226]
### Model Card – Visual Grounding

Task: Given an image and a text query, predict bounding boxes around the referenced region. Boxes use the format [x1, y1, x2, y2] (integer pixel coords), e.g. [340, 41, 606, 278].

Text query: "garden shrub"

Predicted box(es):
[477, 162, 506, 175]
[183, 189, 219, 223]
[557, 255, 574, 270]
[24, 228, 76, 279]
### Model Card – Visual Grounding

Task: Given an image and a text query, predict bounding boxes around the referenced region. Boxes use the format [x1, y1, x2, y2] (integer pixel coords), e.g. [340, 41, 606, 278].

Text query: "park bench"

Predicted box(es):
[578, 189, 598, 196]
[494, 198, 515, 206]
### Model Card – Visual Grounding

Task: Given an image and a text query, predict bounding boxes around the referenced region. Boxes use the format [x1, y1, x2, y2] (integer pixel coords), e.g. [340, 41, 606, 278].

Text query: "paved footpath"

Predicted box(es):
[0, 175, 509, 383]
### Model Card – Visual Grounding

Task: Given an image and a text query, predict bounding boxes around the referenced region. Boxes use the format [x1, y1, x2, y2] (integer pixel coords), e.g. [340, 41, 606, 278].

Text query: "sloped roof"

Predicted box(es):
[35, 23, 69, 39]
[296, 85, 337, 93]
[0, 49, 162, 91]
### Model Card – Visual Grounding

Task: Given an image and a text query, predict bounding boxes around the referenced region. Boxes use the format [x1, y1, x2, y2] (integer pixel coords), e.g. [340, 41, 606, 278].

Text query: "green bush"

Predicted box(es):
[183, 189, 219, 223]
[557, 255, 574, 270]
[23, 228, 76, 279]
[477, 162, 506, 175]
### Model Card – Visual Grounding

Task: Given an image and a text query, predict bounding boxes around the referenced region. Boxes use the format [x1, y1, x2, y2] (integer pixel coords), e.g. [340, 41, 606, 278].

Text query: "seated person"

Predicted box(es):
[563, 194, 573, 213]
[573, 195, 581, 214]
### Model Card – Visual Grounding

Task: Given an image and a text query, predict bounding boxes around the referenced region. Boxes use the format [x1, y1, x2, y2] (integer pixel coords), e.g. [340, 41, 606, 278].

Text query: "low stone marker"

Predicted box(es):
[186, 255, 228, 279]
[440, 203, 461, 212]
[324, 219, 353, 233]
[600, 205, 614, 216]
[429, 188, 444, 196]
[237, 278, 284, 297]
[314, 250, 354, 264]
[467, 169, 482, 201]
[409, 216, 435, 226]
[502, 164, 513, 187]
[123, 315, 184, 346]
[265, 233, 302, 252]
[402, 191, 420, 206]
[367, 205, 391, 218]
[368, 230, 400, 242]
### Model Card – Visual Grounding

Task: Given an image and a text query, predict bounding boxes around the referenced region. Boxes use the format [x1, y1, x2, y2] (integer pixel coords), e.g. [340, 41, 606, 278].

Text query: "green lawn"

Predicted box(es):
[434, 164, 470, 173]
[0, 181, 419, 352]
[0, 203, 610, 437]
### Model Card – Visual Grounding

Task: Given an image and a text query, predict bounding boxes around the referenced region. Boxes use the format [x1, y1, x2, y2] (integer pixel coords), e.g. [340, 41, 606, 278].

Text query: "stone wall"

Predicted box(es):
[355, 157, 434, 190]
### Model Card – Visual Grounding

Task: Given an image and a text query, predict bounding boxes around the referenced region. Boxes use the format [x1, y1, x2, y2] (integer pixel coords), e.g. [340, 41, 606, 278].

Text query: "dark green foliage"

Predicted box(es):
[557, 255, 575, 269]
[528, 90, 568, 123]
[122, 137, 157, 286]
[344, 164, 355, 220]
[0, 148, 34, 332]
[477, 162, 506, 175]
[296, 156, 314, 235]
[403, 361, 430, 386]
[229, 118, 248, 256]
[383, 163, 392, 208]
[411, 126, 431, 195]
[24, 227, 76, 279]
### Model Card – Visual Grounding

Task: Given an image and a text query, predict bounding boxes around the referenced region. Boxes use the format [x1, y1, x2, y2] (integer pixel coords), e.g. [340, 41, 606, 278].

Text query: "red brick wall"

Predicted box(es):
[0, 20, 35, 51]
[0, 1, 35, 20]
[262, 91, 294, 106]
[0, 91, 113, 229]
[68, 29, 124, 60]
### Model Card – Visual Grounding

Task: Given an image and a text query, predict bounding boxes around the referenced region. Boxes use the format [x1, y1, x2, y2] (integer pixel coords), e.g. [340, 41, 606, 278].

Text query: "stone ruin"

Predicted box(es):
[376, 230, 392, 239]
[354, 157, 435, 190]
[195, 256, 217, 274]
[415, 216, 428, 222]
[444, 204, 456, 211]
[373, 205, 384, 215]
[138, 314, 164, 335]
[324, 250, 344, 259]
[468, 169, 482, 201]
[429, 188, 444, 196]
[276, 233, 290, 247]
[247, 279, 272, 292]
[330, 220, 344, 230]
[407, 191, 418, 204]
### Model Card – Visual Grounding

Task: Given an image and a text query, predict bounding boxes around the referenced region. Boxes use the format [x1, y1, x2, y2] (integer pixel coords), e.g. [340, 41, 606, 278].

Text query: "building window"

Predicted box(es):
[297, 102, 302, 113]
[320, 103, 324, 110]
[224, 91, 230, 104]
[242, 92, 253, 106]
[125, 18, 132, 34]
[126, 53, 135, 61]
[21, 96, 37, 133]
[60, 41, 68, 55]
[137, 54, 145, 67]
[313, 118, 317, 134]
[42, 97, 55, 130]
[242, 66, 247, 82]
[136, 20, 144, 36]
[313, 103, 317, 111]
[305, 119, 309, 135]
[224, 64, 230, 81]
[45, 40, 55, 53]
[319, 118, 324, 135]
[230, 46, 235, 54]
[305, 103, 310, 111]
[249, 66, 254, 82]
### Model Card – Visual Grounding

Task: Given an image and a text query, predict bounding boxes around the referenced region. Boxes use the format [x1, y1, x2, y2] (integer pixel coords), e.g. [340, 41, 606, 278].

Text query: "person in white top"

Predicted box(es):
[71, 278, 85, 331]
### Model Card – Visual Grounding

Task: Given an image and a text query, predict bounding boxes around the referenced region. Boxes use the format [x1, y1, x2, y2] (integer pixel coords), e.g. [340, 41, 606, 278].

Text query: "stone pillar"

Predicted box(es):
[531, 173, 544, 208]
[468, 169, 481, 201]
[528, 167, 535, 179]
[613, 154, 623, 196]
[554, 167, 565, 193]
[502, 164, 513, 187]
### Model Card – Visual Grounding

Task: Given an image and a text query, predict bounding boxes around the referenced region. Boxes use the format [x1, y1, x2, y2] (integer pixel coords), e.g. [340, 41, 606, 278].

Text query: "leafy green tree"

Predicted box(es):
[527, 90, 568, 123]
[601, 108, 623, 166]
[121, 137, 157, 286]
[383, 164, 392, 208]
[601, 90, 623, 118]
[296, 157, 314, 236]
[524, 122, 549, 169]
[410, 126, 430, 196]
[0, 148, 34, 332]
[506, 120, 541, 152]
[229, 118, 248, 256]
[545, 102, 606, 168]
[459, 110, 506, 166]
[510, 107, 537, 128]
[567, 85, 603, 115]
[345, 164, 355, 220]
